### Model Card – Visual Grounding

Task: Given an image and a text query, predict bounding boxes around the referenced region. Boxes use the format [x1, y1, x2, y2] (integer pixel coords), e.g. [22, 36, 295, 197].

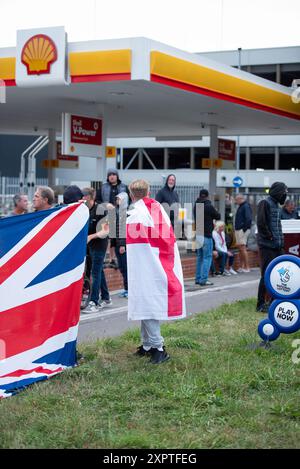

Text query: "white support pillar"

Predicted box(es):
[190, 147, 195, 169]
[275, 147, 280, 170]
[163, 148, 169, 169]
[209, 125, 218, 203]
[120, 147, 124, 170]
[47, 129, 56, 187]
[276, 64, 281, 84]
[217, 188, 226, 221]
[245, 146, 251, 170]
[138, 149, 143, 169]
[96, 118, 107, 182]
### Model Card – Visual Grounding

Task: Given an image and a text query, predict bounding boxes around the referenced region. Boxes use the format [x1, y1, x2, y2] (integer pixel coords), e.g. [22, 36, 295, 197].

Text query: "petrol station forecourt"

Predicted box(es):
[0, 28, 300, 449]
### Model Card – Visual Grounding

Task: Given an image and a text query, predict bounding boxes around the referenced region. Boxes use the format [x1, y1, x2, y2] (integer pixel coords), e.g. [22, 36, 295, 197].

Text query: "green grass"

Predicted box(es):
[1, 298, 300, 449]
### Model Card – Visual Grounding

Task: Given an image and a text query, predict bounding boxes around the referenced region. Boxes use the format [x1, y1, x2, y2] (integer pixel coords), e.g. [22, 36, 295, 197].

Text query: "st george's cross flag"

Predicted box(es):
[126, 197, 186, 321]
[0, 202, 89, 398]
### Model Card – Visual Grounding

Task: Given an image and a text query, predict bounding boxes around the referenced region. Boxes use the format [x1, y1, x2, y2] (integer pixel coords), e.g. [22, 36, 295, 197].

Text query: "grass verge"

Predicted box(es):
[1, 298, 300, 449]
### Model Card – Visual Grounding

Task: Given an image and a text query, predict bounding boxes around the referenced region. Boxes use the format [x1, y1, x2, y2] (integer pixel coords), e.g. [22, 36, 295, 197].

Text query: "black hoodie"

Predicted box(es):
[193, 197, 221, 238]
[155, 174, 180, 227]
[257, 182, 287, 249]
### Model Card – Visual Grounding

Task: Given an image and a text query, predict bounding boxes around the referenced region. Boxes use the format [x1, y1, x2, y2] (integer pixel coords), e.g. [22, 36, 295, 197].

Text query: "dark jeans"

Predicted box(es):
[211, 252, 235, 274]
[216, 251, 227, 273]
[89, 247, 110, 305]
[257, 247, 283, 308]
[115, 246, 128, 291]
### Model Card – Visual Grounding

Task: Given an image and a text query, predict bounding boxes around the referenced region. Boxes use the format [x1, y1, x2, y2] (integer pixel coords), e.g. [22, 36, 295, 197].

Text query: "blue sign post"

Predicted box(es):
[233, 176, 243, 188]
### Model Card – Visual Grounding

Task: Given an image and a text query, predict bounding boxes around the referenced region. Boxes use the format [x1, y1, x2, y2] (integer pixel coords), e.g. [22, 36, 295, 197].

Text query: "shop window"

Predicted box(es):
[281, 63, 300, 87]
[279, 148, 300, 170]
[194, 147, 209, 169]
[250, 148, 275, 170]
[251, 64, 277, 83]
[168, 148, 190, 169]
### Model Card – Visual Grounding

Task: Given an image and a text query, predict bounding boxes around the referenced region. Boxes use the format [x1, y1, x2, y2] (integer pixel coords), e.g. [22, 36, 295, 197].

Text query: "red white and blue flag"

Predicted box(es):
[0, 202, 89, 398]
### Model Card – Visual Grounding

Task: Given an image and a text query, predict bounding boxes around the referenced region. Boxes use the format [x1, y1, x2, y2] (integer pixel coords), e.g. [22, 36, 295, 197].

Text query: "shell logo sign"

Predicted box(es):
[21, 34, 57, 75]
[16, 26, 66, 86]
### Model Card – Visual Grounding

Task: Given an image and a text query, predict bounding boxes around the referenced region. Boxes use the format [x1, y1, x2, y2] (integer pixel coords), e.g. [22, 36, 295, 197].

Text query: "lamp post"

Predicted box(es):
[236, 47, 242, 194]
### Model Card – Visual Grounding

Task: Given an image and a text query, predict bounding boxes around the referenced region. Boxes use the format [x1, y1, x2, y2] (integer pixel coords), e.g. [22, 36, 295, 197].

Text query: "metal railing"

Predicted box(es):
[1, 176, 299, 219]
[150, 184, 202, 206]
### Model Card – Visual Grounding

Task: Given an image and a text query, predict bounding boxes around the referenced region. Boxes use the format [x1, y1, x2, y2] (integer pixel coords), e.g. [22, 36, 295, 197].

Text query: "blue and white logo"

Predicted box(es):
[266, 256, 300, 299]
[277, 266, 291, 290]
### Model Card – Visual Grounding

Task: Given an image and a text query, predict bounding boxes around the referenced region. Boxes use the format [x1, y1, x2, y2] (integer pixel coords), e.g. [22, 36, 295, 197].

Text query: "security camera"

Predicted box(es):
[201, 123, 205, 129]
[34, 126, 38, 132]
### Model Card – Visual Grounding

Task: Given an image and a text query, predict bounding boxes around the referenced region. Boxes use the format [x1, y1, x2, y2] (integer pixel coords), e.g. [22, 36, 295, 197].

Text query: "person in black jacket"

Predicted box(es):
[193, 189, 221, 286]
[256, 181, 288, 312]
[155, 174, 180, 236]
[82, 187, 111, 313]
[234, 195, 253, 273]
[96, 168, 129, 268]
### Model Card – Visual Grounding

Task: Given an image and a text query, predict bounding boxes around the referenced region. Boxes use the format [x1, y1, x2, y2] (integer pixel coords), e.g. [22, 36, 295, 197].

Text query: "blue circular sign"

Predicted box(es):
[233, 176, 243, 187]
[265, 254, 300, 300]
[268, 299, 300, 334]
[258, 318, 280, 341]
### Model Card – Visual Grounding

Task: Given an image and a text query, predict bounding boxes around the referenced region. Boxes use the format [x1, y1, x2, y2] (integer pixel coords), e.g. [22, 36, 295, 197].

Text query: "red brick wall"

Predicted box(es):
[104, 267, 125, 291]
[104, 250, 260, 291]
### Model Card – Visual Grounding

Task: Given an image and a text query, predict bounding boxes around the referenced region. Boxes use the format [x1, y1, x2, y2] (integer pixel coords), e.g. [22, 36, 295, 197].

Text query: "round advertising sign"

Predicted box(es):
[268, 299, 300, 333]
[258, 318, 280, 341]
[265, 255, 300, 299]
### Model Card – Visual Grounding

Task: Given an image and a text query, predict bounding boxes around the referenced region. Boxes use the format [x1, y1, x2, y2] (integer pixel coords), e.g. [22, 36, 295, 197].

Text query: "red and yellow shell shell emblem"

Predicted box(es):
[21, 34, 57, 75]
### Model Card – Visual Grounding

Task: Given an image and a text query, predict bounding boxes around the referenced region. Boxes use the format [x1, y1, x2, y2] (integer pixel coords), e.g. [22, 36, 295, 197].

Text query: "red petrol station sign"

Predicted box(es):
[218, 138, 236, 161]
[71, 115, 102, 146]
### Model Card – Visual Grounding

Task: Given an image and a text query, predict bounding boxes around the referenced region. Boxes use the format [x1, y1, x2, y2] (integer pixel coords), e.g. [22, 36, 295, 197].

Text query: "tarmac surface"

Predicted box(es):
[78, 268, 261, 344]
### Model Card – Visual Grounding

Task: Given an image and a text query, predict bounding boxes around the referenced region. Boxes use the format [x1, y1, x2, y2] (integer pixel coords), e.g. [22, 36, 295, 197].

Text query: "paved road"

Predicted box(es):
[78, 269, 260, 344]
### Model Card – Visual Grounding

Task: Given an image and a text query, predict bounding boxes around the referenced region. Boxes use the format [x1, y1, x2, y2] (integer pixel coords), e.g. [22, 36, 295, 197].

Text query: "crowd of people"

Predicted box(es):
[3, 171, 299, 359]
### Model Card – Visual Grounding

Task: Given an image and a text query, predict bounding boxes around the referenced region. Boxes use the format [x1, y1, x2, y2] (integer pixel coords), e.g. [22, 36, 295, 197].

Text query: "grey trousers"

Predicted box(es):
[141, 319, 164, 349]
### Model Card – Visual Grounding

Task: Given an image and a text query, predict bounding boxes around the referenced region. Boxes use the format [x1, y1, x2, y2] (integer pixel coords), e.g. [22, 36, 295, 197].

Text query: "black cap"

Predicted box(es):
[199, 189, 209, 199]
[63, 185, 83, 204]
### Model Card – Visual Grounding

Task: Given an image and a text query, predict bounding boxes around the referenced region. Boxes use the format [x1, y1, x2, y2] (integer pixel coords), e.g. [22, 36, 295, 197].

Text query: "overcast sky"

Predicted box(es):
[0, 0, 299, 52]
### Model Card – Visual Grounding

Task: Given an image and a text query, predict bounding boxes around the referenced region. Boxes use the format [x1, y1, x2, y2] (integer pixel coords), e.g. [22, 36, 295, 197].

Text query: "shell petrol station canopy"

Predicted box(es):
[0, 26, 299, 138]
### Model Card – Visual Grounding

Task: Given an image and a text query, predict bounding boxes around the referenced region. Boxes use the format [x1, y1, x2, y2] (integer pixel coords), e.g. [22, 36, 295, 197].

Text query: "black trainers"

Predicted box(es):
[134, 345, 153, 357]
[150, 348, 170, 364]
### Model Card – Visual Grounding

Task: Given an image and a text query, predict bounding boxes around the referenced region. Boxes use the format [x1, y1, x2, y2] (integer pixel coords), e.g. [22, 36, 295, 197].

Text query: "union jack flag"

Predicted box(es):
[0, 202, 89, 398]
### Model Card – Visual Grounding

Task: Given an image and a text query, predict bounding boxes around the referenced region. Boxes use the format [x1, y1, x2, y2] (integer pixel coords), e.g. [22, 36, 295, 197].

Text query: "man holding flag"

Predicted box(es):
[126, 180, 186, 364]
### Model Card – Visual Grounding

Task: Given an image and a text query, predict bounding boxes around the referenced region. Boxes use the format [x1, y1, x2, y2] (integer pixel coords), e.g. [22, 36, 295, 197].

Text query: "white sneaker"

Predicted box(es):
[236, 268, 244, 273]
[242, 268, 251, 273]
[223, 271, 231, 276]
[99, 298, 113, 308]
[229, 268, 238, 275]
[82, 301, 100, 313]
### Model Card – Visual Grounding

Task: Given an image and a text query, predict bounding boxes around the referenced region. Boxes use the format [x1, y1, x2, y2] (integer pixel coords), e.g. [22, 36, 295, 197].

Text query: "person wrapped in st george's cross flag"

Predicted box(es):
[126, 179, 186, 364]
